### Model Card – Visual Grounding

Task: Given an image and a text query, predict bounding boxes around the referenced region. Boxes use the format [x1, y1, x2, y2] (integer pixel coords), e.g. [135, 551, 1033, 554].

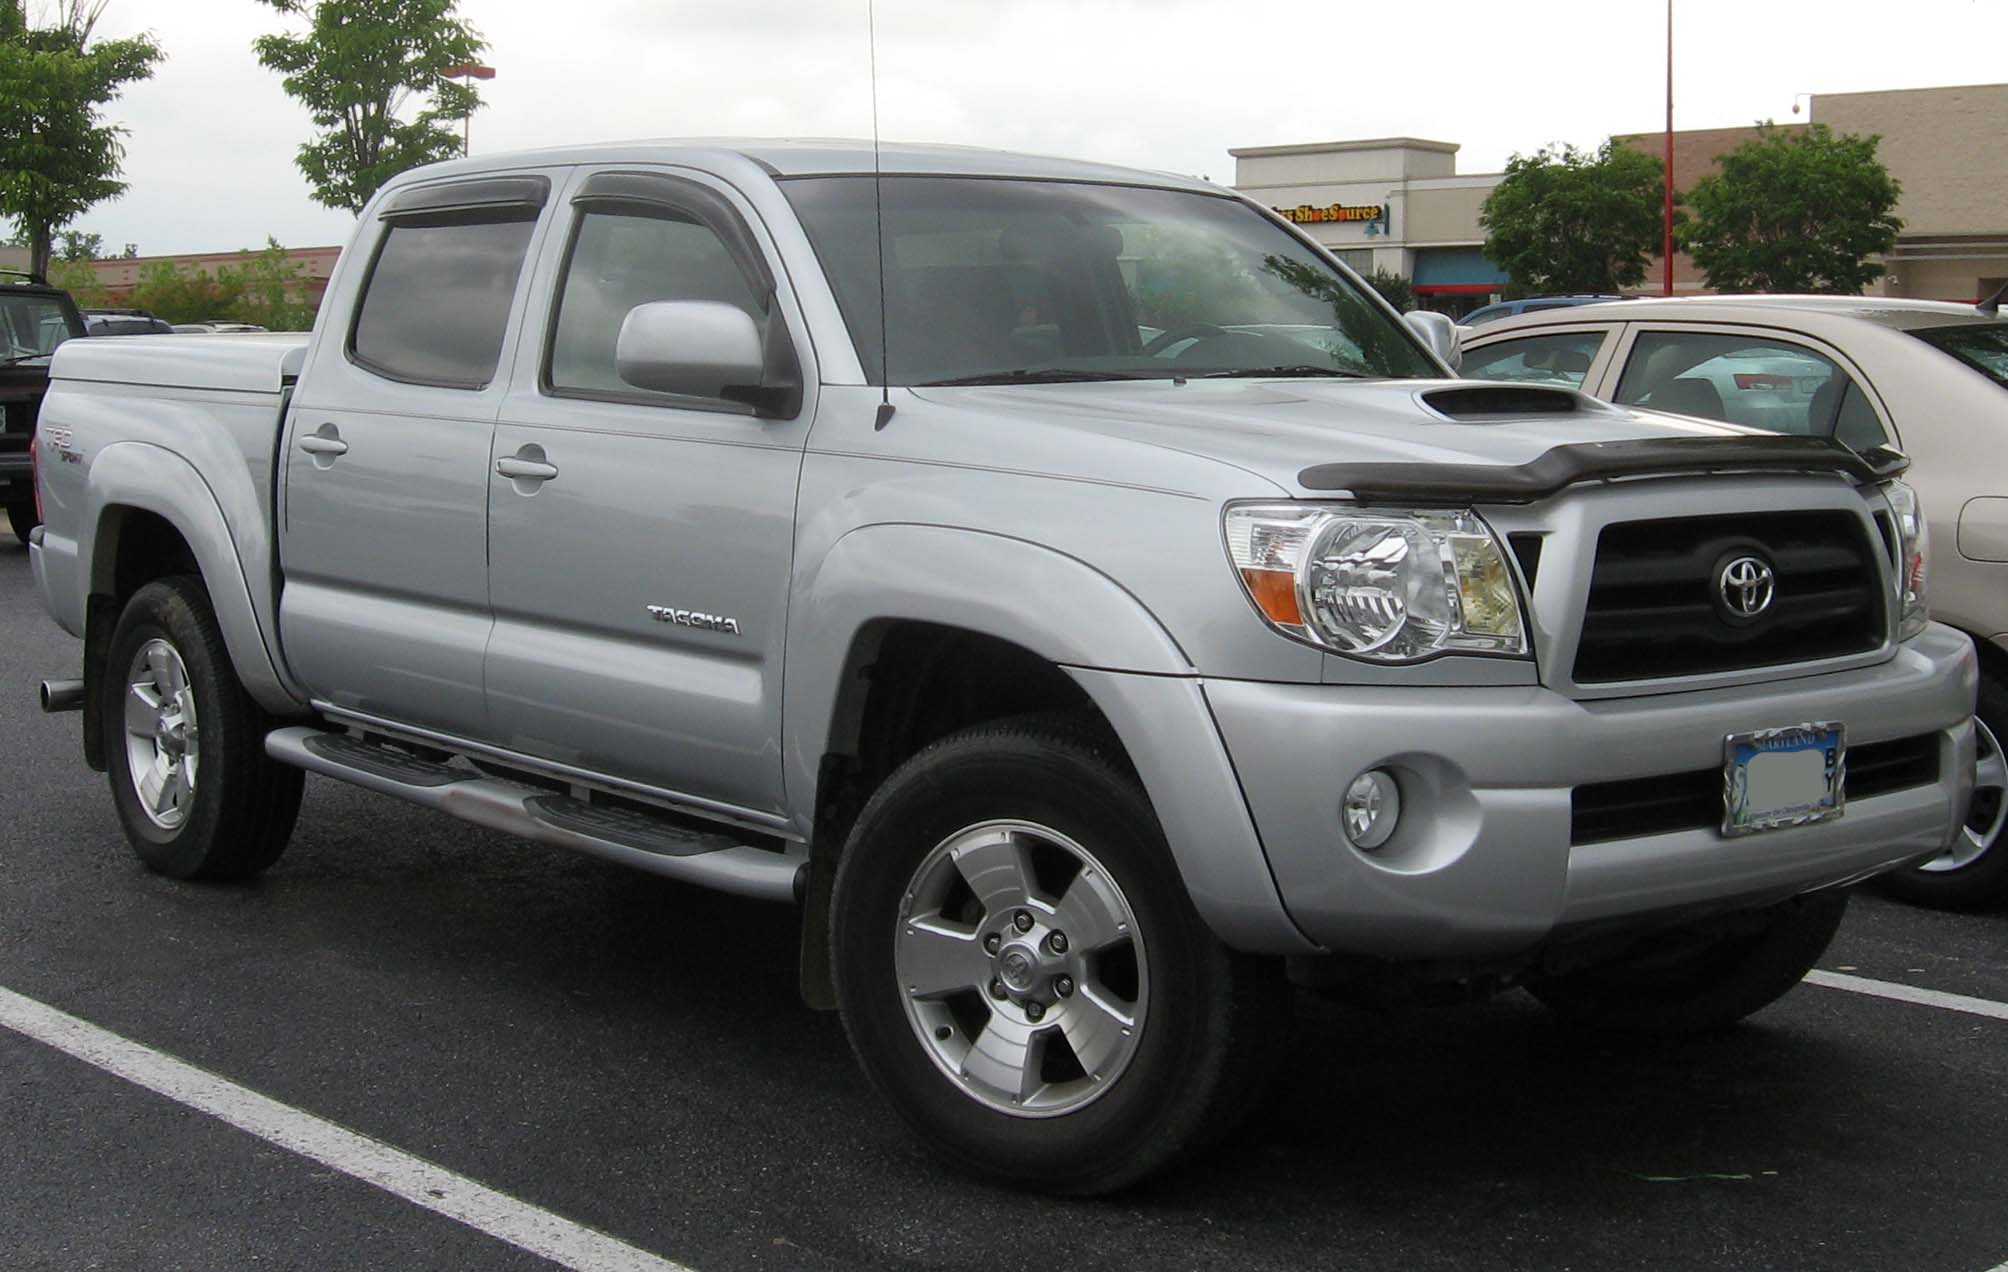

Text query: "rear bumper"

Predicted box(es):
[1206, 624, 1978, 959]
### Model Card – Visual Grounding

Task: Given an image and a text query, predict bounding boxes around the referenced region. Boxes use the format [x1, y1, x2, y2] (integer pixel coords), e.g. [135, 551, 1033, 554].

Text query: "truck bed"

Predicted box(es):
[51, 332, 311, 395]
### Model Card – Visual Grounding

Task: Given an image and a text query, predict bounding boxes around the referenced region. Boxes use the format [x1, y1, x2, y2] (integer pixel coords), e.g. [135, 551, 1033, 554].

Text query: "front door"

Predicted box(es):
[484, 167, 815, 819]
[279, 175, 554, 737]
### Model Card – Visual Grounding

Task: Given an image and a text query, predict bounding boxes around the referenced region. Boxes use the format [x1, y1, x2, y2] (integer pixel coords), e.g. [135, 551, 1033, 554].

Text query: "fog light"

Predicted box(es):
[1342, 769, 1401, 850]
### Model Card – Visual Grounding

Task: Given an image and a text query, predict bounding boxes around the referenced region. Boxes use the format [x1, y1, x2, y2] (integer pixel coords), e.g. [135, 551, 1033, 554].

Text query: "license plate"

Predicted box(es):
[1722, 722, 1845, 837]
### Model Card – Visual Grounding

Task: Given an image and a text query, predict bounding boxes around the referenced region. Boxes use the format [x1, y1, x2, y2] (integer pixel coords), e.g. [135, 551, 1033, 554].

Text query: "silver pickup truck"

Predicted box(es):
[27, 141, 1977, 1194]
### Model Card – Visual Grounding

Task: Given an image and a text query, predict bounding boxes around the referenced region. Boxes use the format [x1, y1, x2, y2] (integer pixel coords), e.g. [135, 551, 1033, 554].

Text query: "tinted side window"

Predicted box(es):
[1462, 331, 1606, 387]
[548, 209, 765, 401]
[1615, 330, 1866, 438]
[351, 218, 536, 389]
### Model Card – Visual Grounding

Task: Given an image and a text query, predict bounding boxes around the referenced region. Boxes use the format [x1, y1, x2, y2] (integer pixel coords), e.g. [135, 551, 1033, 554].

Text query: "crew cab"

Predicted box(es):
[27, 142, 1976, 1194]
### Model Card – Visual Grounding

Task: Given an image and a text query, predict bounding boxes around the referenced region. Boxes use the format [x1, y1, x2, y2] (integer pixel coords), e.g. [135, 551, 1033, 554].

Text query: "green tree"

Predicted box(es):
[56, 227, 100, 260]
[0, 1, 162, 279]
[254, 0, 485, 213]
[1480, 140, 1666, 295]
[1363, 268, 1414, 311]
[219, 238, 318, 330]
[1677, 123, 1903, 294]
[45, 256, 107, 306]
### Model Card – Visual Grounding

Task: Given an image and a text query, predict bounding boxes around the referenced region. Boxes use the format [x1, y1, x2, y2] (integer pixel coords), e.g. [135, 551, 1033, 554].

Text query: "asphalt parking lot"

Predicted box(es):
[1, 539, 2004, 1272]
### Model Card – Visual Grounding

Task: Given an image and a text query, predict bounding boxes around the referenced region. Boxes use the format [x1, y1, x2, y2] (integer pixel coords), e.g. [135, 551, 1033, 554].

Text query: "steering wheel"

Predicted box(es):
[1143, 323, 1229, 356]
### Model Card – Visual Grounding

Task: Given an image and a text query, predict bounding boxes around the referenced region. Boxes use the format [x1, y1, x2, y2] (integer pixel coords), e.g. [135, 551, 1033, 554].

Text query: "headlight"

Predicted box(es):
[1884, 480, 1929, 640]
[1224, 503, 1529, 661]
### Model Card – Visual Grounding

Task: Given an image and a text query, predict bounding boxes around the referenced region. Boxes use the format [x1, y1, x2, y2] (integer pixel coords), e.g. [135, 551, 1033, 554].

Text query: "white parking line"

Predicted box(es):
[0, 985, 692, 1272]
[1804, 970, 2008, 1022]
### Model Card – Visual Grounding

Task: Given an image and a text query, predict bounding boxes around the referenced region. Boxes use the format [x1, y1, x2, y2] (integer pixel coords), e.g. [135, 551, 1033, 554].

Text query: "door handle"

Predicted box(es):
[298, 425, 347, 468]
[495, 456, 560, 482]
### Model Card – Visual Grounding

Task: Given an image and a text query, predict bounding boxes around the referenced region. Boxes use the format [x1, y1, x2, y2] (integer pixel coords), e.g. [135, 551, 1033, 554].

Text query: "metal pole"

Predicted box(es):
[1663, 0, 1675, 296]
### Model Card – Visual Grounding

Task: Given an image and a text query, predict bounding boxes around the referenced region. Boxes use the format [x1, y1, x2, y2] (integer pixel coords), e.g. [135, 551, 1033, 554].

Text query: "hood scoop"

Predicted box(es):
[1419, 384, 1587, 421]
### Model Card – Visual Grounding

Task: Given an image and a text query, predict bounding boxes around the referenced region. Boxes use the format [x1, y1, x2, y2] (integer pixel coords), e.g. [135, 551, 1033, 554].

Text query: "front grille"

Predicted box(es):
[1573, 511, 1884, 684]
[1570, 732, 1942, 845]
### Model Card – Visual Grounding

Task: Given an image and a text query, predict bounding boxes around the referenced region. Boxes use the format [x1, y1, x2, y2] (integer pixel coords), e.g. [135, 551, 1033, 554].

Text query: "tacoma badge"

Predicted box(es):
[646, 604, 741, 635]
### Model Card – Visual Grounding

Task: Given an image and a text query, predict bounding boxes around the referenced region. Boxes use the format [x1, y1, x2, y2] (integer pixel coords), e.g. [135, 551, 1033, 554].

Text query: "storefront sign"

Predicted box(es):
[1275, 203, 1386, 226]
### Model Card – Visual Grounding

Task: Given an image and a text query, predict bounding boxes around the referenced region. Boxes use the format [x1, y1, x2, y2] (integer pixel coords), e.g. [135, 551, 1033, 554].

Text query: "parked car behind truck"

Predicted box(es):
[1462, 295, 2008, 909]
[0, 271, 86, 545]
[28, 142, 1976, 1193]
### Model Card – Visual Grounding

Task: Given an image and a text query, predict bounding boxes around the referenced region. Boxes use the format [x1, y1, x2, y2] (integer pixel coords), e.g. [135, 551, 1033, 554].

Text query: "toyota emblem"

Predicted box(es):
[1718, 555, 1776, 619]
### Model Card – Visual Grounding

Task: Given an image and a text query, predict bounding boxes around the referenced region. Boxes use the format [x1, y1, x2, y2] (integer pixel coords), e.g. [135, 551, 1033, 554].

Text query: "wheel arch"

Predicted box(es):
[81, 444, 303, 723]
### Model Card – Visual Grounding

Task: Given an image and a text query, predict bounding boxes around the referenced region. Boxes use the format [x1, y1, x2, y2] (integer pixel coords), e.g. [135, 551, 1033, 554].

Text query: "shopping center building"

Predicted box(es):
[1232, 82, 2008, 316]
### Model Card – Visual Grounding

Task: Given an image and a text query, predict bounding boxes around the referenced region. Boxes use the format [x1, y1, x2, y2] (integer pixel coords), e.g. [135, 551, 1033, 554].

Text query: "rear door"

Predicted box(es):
[279, 174, 558, 736]
[484, 167, 817, 819]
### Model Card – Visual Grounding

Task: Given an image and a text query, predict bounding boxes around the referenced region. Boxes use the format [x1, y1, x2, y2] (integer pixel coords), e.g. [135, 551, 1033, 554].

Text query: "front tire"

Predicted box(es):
[1526, 890, 1848, 1034]
[1876, 668, 2008, 911]
[830, 717, 1286, 1195]
[101, 576, 303, 880]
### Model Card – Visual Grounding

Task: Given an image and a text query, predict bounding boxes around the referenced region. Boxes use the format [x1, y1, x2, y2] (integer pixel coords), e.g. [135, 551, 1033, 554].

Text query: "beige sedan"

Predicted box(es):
[1462, 294, 2008, 910]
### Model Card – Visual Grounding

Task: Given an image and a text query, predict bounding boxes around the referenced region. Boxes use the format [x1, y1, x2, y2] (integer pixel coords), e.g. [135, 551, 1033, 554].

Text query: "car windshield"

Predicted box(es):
[1910, 322, 2008, 390]
[781, 175, 1438, 386]
[0, 293, 76, 362]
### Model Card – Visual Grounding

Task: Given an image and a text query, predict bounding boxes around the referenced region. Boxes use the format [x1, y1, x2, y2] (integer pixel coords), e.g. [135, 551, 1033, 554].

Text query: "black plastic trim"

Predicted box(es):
[381, 175, 550, 225]
[1299, 436, 1910, 502]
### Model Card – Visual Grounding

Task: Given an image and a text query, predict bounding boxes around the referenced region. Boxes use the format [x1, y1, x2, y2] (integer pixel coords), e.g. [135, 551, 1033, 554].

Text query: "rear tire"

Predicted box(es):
[7, 500, 35, 547]
[101, 575, 303, 880]
[830, 716, 1287, 1195]
[1526, 890, 1849, 1034]
[1876, 667, 2008, 911]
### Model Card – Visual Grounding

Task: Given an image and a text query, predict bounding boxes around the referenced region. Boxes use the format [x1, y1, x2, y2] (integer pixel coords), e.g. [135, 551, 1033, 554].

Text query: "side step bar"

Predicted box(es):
[266, 727, 806, 903]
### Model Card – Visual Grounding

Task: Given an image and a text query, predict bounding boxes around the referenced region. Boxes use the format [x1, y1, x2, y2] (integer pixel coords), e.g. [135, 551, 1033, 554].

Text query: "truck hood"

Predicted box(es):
[910, 377, 1750, 498]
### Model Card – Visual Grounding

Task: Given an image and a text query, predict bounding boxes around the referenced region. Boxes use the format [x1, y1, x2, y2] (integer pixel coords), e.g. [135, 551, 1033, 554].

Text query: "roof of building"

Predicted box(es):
[1228, 137, 1460, 159]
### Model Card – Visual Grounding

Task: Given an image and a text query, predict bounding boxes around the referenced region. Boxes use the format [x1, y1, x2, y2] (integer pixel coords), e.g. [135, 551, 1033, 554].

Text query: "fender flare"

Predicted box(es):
[81, 442, 303, 716]
[784, 523, 1193, 807]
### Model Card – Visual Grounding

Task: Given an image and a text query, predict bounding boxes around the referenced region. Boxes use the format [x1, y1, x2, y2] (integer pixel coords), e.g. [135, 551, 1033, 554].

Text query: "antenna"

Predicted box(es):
[868, 0, 895, 430]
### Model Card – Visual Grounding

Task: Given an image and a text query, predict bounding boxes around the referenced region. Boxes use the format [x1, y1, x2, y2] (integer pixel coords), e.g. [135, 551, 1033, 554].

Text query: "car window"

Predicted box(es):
[547, 208, 767, 402]
[351, 217, 537, 389]
[1910, 322, 2008, 391]
[1460, 304, 1508, 327]
[0, 295, 75, 357]
[1461, 331, 1606, 388]
[1614, 330, 1886, 445]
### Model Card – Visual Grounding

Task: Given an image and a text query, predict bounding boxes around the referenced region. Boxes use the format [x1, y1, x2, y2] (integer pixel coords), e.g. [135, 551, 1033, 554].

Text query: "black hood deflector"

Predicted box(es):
[1298, 435, 1908, 503]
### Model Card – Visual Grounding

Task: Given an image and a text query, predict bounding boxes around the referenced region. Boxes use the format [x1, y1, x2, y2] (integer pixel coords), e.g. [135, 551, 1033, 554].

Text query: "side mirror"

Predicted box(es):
[1403, 309, 1462, 373]
[615, 300, 775, 406]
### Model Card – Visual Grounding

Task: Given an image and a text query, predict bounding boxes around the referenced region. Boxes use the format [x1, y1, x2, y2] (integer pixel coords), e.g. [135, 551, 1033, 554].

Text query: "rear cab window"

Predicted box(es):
[1461, 330, 1610, 388]
[1614, 328, 1890, 449]
[1910, 322, 2008, 390]
[349, 176, 550, 389]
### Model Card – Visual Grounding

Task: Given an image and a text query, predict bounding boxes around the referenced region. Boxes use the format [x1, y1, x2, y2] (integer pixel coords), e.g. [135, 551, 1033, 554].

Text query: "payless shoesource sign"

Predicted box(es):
[1275, 202, 1387, 226]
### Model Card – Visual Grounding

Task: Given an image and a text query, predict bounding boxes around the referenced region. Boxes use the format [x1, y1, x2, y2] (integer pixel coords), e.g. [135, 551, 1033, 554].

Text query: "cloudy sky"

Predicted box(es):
[64, 0, 2008, 256]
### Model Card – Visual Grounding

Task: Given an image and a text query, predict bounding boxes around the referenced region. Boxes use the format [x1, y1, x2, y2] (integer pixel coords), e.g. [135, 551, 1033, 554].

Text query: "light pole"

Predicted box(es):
[1663, 0, 1674, 297]
[1790, 92, 1814, 116]
[441, 62, 496, 157]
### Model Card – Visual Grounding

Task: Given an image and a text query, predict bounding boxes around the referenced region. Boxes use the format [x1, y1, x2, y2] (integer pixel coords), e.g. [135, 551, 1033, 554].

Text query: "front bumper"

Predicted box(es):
[1206, 623, 1977, 959]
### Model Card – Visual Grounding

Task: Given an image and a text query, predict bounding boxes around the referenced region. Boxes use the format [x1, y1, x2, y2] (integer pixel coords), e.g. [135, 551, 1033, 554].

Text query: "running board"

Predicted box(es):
[266, 727, 805, 903]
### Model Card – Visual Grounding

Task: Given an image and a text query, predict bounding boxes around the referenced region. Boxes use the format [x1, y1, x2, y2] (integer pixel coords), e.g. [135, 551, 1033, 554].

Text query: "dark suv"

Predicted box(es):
[1, 272, 87, 544]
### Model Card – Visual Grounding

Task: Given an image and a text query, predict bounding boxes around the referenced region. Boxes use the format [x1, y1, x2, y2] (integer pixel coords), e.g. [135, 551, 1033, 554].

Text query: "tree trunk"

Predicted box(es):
[28, 221, 50, 282]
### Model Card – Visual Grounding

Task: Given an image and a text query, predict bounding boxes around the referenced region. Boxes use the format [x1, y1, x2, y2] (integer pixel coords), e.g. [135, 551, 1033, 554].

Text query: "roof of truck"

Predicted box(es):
[386, 138, 1222, 195]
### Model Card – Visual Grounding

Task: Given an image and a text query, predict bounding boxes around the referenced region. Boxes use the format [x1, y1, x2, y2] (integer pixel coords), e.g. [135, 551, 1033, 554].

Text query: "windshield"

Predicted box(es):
[0, 294, 76, 362]
[1911, 321, 2008, 390]
[781, 176, 1438, 386]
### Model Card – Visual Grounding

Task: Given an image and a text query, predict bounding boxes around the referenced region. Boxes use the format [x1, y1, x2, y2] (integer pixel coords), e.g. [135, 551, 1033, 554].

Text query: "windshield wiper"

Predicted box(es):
[0, 352, 51, 367]
[1195, 365, 1372, 380]
[915, 369, 1153, 387]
